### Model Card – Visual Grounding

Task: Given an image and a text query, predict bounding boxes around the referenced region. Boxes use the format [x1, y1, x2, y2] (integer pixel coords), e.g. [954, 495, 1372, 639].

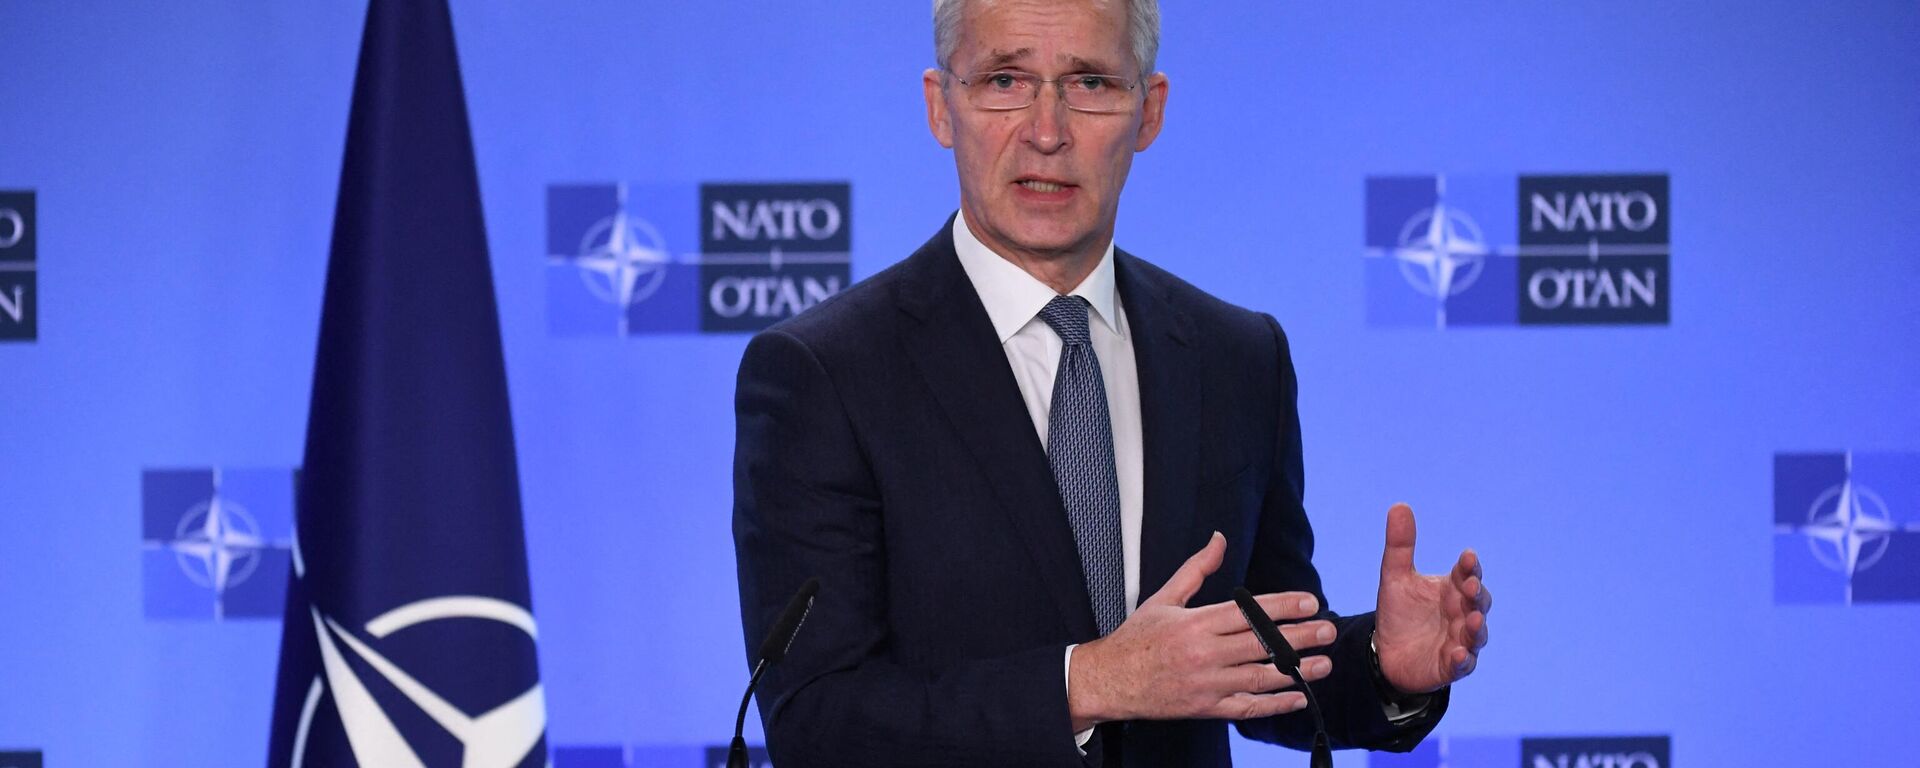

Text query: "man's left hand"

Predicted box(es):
[1372, 502, 1491, 695]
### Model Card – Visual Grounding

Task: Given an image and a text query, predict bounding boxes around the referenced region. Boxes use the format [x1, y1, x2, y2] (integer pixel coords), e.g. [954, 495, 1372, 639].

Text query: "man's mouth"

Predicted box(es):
[1015, 178, 1074, 194]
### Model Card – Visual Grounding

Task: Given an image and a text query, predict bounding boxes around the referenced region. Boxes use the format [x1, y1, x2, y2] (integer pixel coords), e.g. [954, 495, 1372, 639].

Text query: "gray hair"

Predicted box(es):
[933, 0, 1160, 75]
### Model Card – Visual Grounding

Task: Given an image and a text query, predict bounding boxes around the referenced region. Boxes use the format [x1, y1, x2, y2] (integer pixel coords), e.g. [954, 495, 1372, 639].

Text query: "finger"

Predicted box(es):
[1451, 646, 1478, 679]
[1450, 548, 1481, 588]
[1219, 660, 1297, 695]
[1196, 591, 1320, 635]
[1466, 609, 1488, 651]
[1459, 576, 1489, 622]
[1215, 620, 1336, 666]
[1458, 575, 1490, 616]
[1279, 621, 1337, 655]
[1297, 652, 1328, 679]
[1143, 531, 1225, 609]
[1293, 654, 1332, 684]
[1380, 503, 1416, 579]
[1215, 691, 1307, 721]
[1466, 576, 1497, 610]
[1218, 654, 1332, 694]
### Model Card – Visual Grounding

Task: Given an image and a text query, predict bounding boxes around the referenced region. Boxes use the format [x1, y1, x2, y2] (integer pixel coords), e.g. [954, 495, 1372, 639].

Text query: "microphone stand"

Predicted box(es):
[727, 578, 820, 768]
[1233, 587, 1333, 768]
[727, 659, 769, 768]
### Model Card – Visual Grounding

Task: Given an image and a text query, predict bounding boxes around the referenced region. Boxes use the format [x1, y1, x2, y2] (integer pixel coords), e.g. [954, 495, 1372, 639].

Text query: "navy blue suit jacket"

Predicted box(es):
[733, 221, 1444, 767]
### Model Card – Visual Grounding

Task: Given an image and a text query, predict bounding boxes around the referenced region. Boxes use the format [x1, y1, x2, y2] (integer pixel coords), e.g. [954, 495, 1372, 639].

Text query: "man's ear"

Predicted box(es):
[1135, 72, 1169, 152]
[924, 68, 956, 148]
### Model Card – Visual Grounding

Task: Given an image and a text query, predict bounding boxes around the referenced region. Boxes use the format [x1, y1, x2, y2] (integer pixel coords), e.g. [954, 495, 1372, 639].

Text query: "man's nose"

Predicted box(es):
[1020, 85, 1071, 153]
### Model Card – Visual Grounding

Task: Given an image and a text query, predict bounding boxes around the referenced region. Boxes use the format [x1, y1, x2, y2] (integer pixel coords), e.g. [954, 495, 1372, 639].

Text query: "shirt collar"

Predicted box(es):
[951, 210, 1119, 344]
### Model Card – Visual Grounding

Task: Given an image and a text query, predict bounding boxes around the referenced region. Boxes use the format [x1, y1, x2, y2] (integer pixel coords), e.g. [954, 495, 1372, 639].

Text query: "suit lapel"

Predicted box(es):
[894, 224, 1099, 639]
[1116, 252, 1203, 604]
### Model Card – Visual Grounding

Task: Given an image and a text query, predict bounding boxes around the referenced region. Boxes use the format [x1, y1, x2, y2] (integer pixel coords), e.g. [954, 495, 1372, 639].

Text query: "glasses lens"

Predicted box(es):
[969, 72, 1033, 110]
[1062, 75, 1130, 112]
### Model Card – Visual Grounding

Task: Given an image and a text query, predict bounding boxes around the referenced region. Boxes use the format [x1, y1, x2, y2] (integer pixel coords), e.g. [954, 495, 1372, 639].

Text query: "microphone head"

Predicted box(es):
[758, 577, 821, 665]
[1232, 587, 1302, 670]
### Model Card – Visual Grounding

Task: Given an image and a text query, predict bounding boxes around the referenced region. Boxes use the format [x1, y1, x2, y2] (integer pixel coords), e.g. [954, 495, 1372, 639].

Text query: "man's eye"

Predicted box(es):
[1075, 76, 1111, 91]
[986, 73, 1021, 90]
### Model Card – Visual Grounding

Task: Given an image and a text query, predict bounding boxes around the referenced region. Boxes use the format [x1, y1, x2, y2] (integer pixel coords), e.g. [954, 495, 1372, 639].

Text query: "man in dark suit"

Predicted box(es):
[732, 1, 1491, 765]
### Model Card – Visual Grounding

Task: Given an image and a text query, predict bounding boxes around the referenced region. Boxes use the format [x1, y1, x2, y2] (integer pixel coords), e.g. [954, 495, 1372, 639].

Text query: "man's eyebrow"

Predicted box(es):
[975, 47, 1034, 70]
[1066, 55, 1123, 74]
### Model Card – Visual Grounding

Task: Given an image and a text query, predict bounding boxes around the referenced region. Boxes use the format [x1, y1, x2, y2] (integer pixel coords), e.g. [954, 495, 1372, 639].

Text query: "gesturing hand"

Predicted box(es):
[1373, 503, 1491, 695]
[1068, 532, 1335, 731]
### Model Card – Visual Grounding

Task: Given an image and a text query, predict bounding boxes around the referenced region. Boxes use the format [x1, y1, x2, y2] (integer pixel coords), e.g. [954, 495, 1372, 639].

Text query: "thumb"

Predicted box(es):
[1380, 503, 1417, 580]
[1143, 531, 1225, 608]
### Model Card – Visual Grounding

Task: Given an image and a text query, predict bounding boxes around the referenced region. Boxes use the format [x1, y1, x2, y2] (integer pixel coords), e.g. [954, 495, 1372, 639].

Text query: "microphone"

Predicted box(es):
[729, 578, 820, 768]
[1233, 587, 1332, 768]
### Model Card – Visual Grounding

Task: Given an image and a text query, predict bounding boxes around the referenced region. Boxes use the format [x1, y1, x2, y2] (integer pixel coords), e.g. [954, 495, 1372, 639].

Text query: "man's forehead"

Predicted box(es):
[954, 0, 1130, 70]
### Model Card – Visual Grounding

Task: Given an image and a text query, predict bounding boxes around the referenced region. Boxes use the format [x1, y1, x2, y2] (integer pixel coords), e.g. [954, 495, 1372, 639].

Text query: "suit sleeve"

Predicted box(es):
[733, 329, 1090, 768]
[1231, 314, 1447, 753]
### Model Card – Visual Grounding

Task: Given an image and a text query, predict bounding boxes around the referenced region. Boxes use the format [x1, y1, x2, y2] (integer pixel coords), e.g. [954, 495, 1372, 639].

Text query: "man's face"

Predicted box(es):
[924, 0, 1168, 262]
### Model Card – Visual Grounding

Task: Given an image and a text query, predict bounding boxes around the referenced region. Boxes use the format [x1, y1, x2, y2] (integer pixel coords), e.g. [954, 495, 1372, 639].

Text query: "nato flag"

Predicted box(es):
[265, 0, 546, 765]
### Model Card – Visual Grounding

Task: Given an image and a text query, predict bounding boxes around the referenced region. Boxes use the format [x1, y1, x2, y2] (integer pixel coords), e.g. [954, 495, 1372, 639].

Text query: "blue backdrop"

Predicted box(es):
[2, 1, 1916, 766]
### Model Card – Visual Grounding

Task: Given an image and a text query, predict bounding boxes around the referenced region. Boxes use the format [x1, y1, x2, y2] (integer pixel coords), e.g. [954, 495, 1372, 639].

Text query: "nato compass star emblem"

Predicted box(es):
[169, 495, 269, 596]
[546, 181, 716, 336]
[1797, 480, 1897, 577]
[1363, 174, 1520, 329]
[142, 467, 295, 620]
[1393, 199, 1489, 305]
[573, 203, 670, 309]
[1774, 452, 1920, 604]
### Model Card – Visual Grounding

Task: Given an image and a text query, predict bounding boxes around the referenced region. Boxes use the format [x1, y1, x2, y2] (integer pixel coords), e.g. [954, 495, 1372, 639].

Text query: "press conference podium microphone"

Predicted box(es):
[729, 577, 821, 768]
[1233, 587, 1333, 768]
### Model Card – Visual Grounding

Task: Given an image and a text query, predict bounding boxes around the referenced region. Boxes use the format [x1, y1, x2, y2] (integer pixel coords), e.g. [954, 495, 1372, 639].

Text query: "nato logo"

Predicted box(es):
[0, 750, 42, 768]
[1520, 737, 1670, 768]
[552, 744, 769, 767]
[0, 190, 35, 341]
[1774, 451, 1920, 604]
[546, 182, 850, 335]
[1372, 734, 1670, 767]
[141, 467, 295, 620]
[1365, 174, 1668, 328]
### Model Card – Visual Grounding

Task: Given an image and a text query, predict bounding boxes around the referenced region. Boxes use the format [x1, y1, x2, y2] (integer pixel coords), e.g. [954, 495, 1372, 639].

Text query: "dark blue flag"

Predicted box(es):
[266, 0, 545, 765]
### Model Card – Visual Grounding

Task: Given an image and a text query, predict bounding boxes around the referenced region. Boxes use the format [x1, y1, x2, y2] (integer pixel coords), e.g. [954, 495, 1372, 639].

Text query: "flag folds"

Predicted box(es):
[266, 0, 545, 765]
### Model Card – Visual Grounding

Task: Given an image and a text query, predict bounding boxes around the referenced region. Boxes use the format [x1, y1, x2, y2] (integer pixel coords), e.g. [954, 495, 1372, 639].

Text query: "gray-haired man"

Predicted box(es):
[732, 2, 1489, 764]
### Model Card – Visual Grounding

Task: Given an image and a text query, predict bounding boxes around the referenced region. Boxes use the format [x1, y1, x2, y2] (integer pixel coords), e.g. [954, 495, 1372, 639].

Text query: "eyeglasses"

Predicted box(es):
[946, 69, 1141, 114]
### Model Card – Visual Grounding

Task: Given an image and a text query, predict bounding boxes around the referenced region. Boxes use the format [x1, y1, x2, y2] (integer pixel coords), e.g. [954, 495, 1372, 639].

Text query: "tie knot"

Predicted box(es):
[1037, 295, 1093, 347]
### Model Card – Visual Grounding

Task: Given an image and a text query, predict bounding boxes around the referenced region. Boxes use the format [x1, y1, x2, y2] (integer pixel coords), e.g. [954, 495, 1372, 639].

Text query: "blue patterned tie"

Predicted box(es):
[1037, 295, 1127, 636]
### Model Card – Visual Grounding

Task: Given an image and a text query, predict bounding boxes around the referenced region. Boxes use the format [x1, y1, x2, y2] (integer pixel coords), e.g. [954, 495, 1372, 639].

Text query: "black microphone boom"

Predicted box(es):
[1233, 587, 1333, 768]
[758, 577, 821, 664]
[729, 577, 821, 768]
[1232, 588, 1301, 669]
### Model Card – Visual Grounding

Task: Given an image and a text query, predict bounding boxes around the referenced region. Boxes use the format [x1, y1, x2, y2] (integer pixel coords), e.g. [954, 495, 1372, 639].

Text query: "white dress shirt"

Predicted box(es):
[951, 212, 1141, 748]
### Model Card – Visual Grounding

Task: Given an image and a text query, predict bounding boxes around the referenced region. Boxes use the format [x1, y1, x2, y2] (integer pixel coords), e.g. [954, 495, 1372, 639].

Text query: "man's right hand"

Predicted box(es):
[1067, 532, 1334, 732]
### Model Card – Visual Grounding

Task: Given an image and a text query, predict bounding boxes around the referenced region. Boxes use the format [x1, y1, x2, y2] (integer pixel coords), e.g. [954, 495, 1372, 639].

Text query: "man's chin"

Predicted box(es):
[995, 219, 1101, 257]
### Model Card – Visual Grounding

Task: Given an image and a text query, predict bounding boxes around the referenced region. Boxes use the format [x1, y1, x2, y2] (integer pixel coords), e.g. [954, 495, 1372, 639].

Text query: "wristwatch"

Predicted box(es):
[1370, 630, 1433, 723]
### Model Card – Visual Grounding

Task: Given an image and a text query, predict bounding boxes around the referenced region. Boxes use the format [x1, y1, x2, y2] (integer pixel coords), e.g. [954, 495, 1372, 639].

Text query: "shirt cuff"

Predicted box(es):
[1065, 644, 1094, 751]
[1382, 690, 1432, 723]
